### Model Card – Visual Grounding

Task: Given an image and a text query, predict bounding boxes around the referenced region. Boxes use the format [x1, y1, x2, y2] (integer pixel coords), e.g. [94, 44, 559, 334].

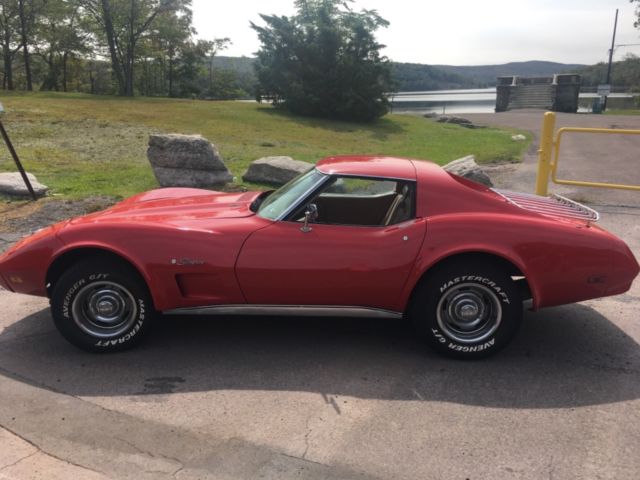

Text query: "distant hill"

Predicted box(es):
[390, 62, 477, 91]
[576, 55, 640, 90]
[433, 61, 587, 87]
[212, 56, 255, 75]
[211, 56, 591, 94]
[212, 56, 480, 93]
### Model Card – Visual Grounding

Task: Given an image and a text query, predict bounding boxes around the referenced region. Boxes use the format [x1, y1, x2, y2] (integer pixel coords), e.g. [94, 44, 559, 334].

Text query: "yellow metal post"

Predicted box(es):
[535, 111, 556, 196]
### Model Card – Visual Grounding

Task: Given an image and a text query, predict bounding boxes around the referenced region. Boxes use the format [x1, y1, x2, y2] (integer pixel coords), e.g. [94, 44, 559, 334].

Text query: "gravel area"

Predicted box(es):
[0, 196, 117, 252]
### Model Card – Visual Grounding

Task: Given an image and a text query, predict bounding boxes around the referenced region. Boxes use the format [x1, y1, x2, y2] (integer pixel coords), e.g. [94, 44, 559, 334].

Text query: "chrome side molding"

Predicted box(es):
[163, 304, 403, 319]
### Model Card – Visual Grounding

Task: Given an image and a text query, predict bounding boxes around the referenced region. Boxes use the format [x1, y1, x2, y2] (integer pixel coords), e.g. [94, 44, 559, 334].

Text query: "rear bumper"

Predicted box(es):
[605, 242, 640, 296]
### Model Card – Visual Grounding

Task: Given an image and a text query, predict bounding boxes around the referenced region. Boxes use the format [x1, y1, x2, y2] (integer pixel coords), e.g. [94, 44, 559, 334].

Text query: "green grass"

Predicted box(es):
[604, 109, 640, 116]
[0, 92, 530, 199]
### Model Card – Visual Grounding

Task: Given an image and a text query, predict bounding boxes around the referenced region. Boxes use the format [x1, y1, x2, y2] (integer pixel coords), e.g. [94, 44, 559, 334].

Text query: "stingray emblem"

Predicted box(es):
[171, 258, 205, 266]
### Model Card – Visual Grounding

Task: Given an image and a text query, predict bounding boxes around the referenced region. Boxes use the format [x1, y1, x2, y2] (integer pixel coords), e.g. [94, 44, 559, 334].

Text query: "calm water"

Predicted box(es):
[390, 88, 638, 114]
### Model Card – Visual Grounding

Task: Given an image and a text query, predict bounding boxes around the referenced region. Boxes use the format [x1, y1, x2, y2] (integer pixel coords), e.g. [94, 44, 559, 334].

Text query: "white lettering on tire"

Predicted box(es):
[439, 276, 510, 305]
[447, 338, 495, 352]
[94, 299, 146, 347]
[89, 274, 109, 281]
[62, 279, 86, 319]
[431, 328, 447, 343]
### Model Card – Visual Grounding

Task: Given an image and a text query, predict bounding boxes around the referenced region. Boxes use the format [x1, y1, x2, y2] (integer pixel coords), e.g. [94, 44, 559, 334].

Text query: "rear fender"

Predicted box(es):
[397, 213, 615, 312]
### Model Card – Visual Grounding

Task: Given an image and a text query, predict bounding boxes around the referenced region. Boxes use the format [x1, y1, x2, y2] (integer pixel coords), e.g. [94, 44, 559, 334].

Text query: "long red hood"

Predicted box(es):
[69, 188, 262, 227]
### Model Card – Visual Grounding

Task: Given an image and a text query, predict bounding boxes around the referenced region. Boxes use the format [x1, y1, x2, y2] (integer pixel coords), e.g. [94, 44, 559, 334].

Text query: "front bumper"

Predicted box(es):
[0, 272, 12, 292]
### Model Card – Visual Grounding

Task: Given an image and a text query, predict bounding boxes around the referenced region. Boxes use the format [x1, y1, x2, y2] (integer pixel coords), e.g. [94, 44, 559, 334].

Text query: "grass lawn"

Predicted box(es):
[0, 92, 530, 199]
[604, 109, 640, 116]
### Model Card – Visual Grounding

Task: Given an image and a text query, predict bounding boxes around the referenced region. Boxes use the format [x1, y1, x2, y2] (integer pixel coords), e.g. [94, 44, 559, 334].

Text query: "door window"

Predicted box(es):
[292, 176, 415, 226]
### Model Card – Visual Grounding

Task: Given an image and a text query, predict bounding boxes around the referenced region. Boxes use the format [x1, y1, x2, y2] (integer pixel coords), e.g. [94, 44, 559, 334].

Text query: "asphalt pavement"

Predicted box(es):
[0, 111, 639, 480]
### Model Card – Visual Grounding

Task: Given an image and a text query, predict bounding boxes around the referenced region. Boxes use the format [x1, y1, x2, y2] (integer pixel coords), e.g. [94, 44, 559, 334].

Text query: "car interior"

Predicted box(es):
[291, 176, 416, 227]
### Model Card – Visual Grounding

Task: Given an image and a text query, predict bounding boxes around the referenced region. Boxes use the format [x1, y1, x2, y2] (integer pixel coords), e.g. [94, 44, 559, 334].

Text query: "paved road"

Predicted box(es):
[1, 112, 639, 479]
[466, 110, 640, 206]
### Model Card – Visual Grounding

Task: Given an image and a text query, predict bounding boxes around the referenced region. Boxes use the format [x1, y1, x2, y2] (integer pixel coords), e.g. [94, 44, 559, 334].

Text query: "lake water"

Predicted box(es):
[390, 88, 638, 114]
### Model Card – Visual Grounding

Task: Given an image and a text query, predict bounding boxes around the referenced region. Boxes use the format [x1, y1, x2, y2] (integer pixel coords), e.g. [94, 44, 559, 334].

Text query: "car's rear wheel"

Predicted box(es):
[50, 259, 154, 352]
[410, 261, 523, 359]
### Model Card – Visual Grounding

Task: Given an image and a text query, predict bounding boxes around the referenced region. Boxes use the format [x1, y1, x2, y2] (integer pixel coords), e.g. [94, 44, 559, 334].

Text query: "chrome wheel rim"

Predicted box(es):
[436, 283, 502, 344]
[71, 281, 138, 339]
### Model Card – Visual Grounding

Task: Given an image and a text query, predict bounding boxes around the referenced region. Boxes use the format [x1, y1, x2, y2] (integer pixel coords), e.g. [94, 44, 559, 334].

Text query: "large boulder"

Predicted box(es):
[0, 172, 48, 198]
[242, 156, 312, 186]
[443, 155, 493, 187]
[147, 134, 233, 188]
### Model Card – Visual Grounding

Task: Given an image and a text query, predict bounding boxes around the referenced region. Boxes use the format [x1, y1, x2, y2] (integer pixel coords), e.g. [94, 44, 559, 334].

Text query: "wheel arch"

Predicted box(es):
[404, 250, 536, 312]
[46, 246, 154, 304]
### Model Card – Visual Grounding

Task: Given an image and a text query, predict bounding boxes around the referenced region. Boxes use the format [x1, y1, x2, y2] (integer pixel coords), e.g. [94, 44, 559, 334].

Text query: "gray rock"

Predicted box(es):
[435, 116, 485, 129]
[0, 172, 48, 198]
[242, 156, 312, 186]
[147, 134, 232, 188]
[437, 116, 473, 125]
[443, 155, 493, 187]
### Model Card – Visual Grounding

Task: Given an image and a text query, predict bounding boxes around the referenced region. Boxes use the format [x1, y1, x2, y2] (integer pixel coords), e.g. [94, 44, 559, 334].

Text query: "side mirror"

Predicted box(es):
[300, 203, 318, 233]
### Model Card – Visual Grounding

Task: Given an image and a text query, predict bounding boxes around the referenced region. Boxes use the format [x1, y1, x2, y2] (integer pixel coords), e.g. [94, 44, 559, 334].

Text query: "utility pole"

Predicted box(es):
[603, 8, 619, 111]
[0, 104, 37, 200]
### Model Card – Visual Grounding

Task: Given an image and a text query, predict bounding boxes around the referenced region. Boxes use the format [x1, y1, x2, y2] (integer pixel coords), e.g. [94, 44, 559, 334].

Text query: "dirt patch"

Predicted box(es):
[0, 185, 248, 237]
[0, 196, 117, 234]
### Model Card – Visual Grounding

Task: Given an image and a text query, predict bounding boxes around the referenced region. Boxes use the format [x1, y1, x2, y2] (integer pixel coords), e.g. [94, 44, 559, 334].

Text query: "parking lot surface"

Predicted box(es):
[1, 112, 639, 479]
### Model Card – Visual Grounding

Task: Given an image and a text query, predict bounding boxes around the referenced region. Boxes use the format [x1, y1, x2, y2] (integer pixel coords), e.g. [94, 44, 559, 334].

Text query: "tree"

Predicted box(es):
[633, 0, 640, 28]
[36, 0, 92, 91]
[0, 0, 20, 89]
[204, 37, 230, 94]
[16, 0, 45, 90]
[143, 8, 193, 96]
[81, 0, 190, 96]
[251, 0, 391, 122]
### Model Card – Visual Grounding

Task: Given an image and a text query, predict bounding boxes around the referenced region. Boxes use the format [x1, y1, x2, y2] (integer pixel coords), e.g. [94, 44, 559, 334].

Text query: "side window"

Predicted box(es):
[293, 176, 415, 227]
[324, 177, 397, 196]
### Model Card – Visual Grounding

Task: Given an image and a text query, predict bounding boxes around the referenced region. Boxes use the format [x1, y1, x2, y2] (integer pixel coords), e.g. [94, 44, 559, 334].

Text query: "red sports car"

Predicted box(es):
[0, 156, 638, 359]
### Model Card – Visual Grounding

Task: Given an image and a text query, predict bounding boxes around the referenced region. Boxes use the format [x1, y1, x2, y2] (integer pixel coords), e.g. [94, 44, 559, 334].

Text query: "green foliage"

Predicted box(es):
[1, 0, 237, 99]
[36, 0, 92, 92]
[578, 54, 640, 91]
[391, 63, 477, 91]
[434, 61, 587, 87]
[0, 92, 529, 199]
[251, 0, 392, 122]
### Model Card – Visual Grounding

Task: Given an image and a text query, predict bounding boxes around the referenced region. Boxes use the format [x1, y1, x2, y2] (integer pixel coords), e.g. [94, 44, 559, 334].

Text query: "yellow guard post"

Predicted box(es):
[535, 112, 556, 196]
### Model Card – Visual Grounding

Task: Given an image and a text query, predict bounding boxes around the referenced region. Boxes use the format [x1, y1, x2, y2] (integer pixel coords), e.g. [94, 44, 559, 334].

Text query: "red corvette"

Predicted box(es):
[0, 156, 638, 358]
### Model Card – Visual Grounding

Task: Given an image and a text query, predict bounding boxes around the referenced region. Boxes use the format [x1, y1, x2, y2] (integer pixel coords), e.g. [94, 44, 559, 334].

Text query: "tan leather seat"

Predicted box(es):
[382, 184, 410, 226]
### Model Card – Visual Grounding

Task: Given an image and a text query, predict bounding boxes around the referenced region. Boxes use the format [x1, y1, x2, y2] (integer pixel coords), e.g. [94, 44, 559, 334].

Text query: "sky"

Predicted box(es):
[191, 0, 640, 66]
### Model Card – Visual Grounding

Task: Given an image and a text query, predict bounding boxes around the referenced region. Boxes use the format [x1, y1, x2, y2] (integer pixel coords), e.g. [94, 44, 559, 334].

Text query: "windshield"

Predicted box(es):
[257, 168, 326, 220]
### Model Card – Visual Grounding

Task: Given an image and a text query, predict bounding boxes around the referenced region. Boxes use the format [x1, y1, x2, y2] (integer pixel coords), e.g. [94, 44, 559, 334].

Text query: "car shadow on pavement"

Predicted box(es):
[0, 302, 638, 409]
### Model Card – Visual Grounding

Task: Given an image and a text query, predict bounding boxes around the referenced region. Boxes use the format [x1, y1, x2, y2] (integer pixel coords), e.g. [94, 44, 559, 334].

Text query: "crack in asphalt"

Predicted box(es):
[0, 423, 106, 477]
[115, 436, 185, 471]
[0, 370, 381, 480]
[301, 414, 313, 460]
[0, 449, 38, 473]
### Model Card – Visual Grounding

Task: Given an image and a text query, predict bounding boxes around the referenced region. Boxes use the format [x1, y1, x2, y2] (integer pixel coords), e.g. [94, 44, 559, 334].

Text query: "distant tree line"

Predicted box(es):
[390, 62, 478, 91]
[0, 0, 247, 98]
[578, 54, 640, 92]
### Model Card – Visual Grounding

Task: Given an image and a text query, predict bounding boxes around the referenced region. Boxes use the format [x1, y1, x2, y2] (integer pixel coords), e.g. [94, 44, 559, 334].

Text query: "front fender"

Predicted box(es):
[0, 224, 64, 296]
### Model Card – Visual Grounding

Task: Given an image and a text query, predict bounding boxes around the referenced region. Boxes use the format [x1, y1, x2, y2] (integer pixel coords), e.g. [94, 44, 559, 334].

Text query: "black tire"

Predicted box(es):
[50, 258, 154, 352]
[409, 260, 523, 359]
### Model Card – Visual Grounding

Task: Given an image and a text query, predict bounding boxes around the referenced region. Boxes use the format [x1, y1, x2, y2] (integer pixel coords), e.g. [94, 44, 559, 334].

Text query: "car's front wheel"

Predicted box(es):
[50, 258, 154, 352]
[410, 260, 523, 359]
